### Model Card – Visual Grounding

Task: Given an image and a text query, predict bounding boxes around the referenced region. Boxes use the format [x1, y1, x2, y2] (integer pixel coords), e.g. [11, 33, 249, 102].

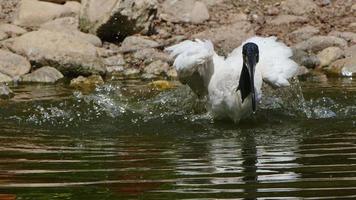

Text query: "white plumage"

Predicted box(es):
[166, 36, 298, 122]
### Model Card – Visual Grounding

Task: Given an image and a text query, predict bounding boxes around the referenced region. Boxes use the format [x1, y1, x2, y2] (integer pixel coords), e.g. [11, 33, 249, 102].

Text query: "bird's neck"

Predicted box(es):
[237, 64, 251, 103]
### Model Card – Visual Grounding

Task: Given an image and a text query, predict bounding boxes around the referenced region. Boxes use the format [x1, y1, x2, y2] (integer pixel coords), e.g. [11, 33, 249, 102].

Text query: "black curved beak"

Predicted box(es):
[246, 55, 257, 113]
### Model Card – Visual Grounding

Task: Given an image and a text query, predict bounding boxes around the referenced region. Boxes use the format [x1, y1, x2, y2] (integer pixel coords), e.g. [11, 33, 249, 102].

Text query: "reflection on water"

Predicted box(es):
[0, 76, 355, 199]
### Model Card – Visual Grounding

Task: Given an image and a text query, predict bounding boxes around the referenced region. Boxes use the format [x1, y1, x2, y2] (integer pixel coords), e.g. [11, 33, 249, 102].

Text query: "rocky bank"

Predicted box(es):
[0, 0, 355, 98]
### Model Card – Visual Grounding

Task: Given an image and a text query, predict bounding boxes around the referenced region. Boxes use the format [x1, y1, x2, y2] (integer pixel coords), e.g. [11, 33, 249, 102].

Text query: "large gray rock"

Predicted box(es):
[161, 0, 210, 24]
[317, 47, 344, 67]
[40, 17, 102, 47]
[193, 21, 255, 53]
[281, 0, 318, 15]
[13, 0, 75, 27]
[288, 26, 320, 42]
[294, 36, 348, 53]
[21, 66, 64, 83]
[4, 30, 104, 75]
[80, 0, 158, 41]
[268, 15, 308, 25]
[0, 49, 31, 78]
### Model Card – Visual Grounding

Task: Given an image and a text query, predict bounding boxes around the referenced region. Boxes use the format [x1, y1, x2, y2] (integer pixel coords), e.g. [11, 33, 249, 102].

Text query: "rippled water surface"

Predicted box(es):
[0, 75, 356, 199]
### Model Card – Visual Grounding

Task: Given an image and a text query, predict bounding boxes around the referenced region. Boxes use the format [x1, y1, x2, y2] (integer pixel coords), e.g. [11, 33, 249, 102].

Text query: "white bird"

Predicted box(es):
[165, 36, 298, 122]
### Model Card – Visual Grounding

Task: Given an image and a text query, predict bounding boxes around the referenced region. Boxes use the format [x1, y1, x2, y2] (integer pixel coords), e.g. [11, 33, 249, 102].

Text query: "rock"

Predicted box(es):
[121, 36, 159, 51]
[317, 47, 344, 67]
[40, 17, 79, 30]
[294, 36, 348, 53]
[21, 66, 64, 83]
[325, 57, 356, 77]
[0, 84, 14, 99]
[103, 54, 126, 67]
[80, 0, 158, 42]
[349, 23, 356, 29]
[190, 2, 210, 24]
[288, 26, 320, 42]
[268, 15, 308, 25]
[4, 30, 104, 75]
[0, 23, 27, 37]
[291, 48, 320, 69]
[149, 80, 176, 90]
[132, 48, 171, 63]
[63, 1, 81, 15]
[345, 45, 356, 58]
[40, 0, 81, 3]
[13, 0, 75, 27]
[70, 75, 104, 91]
[166, 68, 178, 78]
[0, 73, 13, 83]
[144, 60, 170, 76]
[193, 21, 255, 53]
[296, 66, 310, 76]
[0, 49, 31, 78]
[123, 68, 140, 77]
[352, 4, 356, 12]
[40, 18, 102, 47]
[328, 31, 356, 44]
[281, 0, 318, 15]
[0, 32, 8, 41]
[161, 0, 209, 23]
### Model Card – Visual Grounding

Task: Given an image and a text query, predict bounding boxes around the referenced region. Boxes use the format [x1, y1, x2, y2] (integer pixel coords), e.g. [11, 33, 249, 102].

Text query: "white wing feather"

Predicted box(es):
[165, 39, 216, 97]
[243, 36, 298, 87]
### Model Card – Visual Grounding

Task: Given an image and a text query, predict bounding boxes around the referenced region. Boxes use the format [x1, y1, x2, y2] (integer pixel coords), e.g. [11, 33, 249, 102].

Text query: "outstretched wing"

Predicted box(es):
[239, 37, 298, 87]
[165, 39, 216, 97]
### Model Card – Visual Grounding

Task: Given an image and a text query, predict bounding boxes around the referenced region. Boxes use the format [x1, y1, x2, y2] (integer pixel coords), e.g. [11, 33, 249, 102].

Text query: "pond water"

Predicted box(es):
[0, 75, 355, 199]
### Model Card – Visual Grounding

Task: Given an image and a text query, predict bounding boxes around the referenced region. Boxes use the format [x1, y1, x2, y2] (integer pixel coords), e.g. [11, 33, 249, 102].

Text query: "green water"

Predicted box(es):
[0, 75, 355, 199]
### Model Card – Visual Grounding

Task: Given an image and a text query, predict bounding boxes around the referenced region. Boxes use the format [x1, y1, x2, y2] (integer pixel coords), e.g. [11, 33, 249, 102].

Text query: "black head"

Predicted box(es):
[237, 42, 260, 113]
[242, 42, 259, 64]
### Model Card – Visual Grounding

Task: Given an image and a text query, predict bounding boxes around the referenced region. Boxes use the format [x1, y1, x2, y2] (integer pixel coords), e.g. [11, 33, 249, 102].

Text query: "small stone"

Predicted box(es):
[288, 26, 320, 42]
[0, 84, 14, 99]
[281, 0, 318, 15]
[144, 60, 170, 76]
[294, 36, 348, 53]
[123, 68, 140, 77]
[345, 45, 356, 58]
[190, 2, 210, 24]
[70, 75, 104, 91]
[106, 66, 124, 74]
[166, 68, 178, 78]
[0, 23, 27, 37]
[317, 47, 344, 67]
[291, 48, 320, 69]
[0, 73, 13, 83]
[63, 1, 81, 15]
[0, 31, 8, 40]
[149, 80, 176, 90]
[268, 15, 308, 25]
[121, 36, 159, 52]
[0, 49, 31, 78]
[21, 66, 64, 83]
[328, 31, 356, 44]
[132, 48, 171, 63]
[103, 54, 126, 67]
[296, 66, 310, 76]
[266, 6, 280, 16]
